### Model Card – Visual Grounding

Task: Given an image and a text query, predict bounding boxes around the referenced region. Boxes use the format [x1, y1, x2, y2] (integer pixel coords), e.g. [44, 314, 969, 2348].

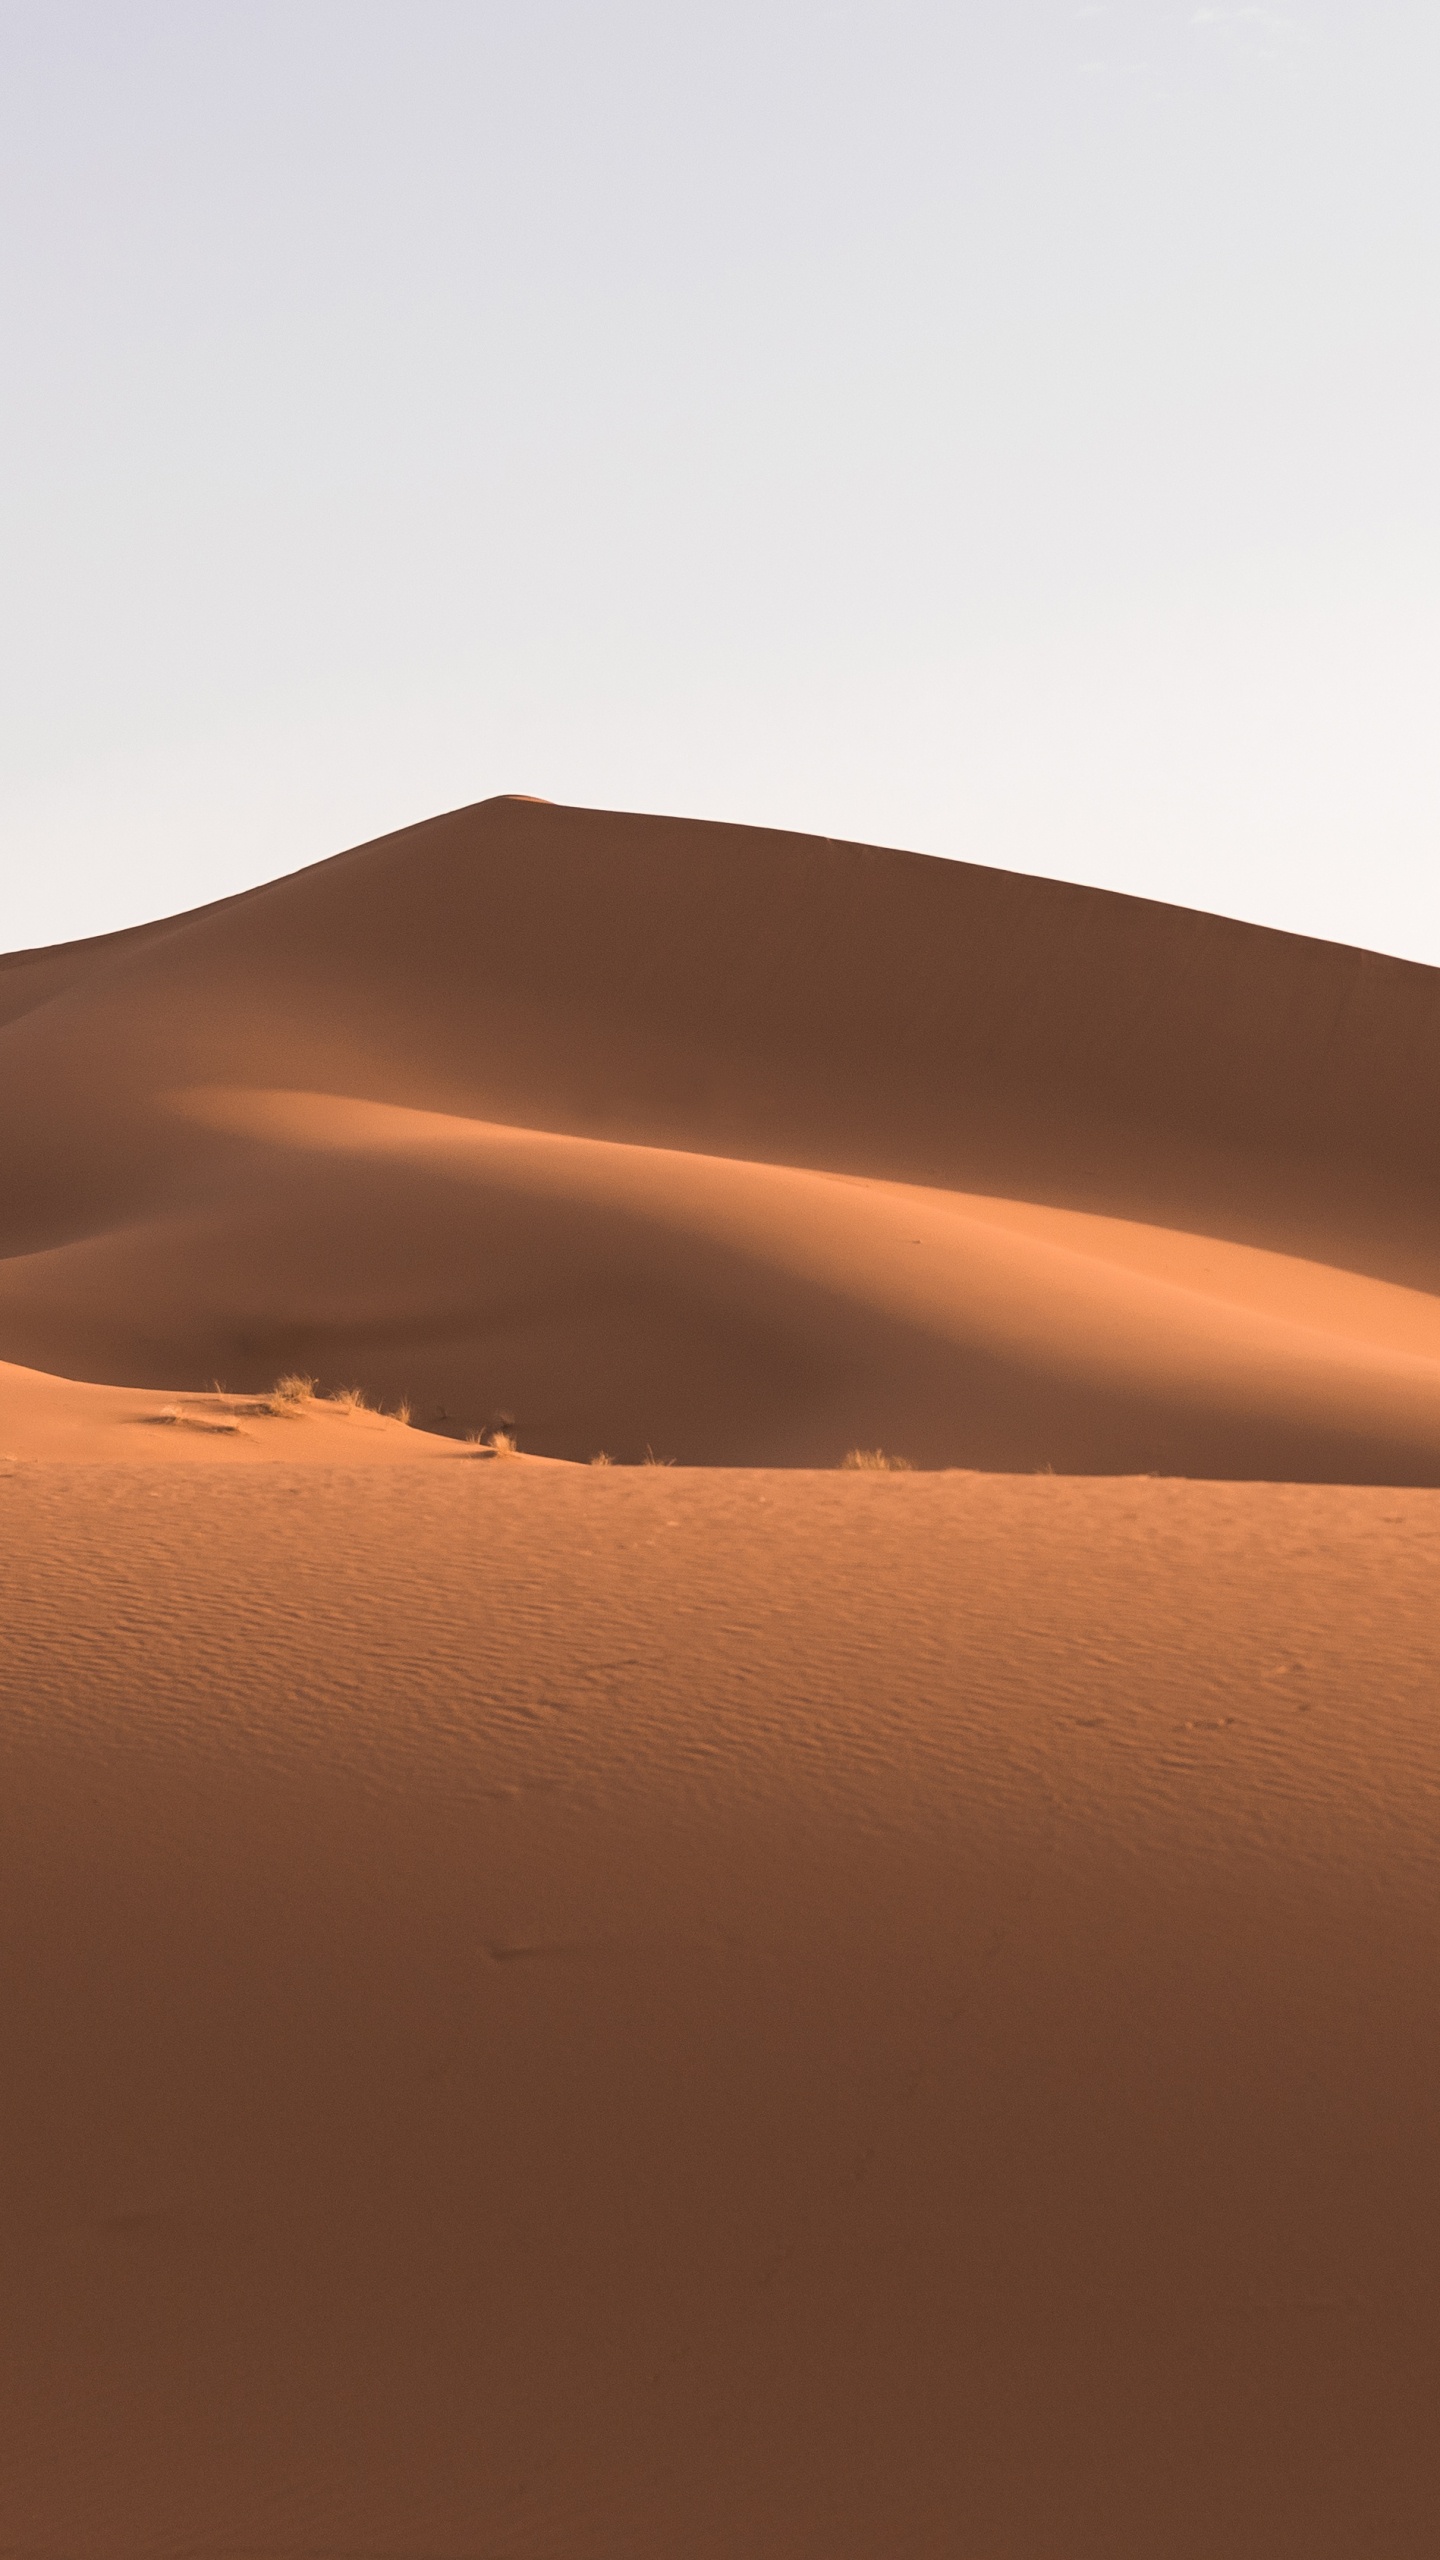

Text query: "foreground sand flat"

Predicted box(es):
[4, 1461, 1438, 2556]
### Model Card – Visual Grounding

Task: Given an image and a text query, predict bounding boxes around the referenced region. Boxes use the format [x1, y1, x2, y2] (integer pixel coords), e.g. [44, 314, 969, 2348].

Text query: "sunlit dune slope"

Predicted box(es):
[0, 1354, 531, 1465]
[3, 795, 1438, 1471]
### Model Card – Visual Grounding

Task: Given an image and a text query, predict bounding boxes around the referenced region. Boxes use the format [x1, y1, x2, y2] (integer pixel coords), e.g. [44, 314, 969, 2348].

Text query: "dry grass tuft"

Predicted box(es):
[643, 1445, 674, 1467]
[271, 1373, 316, 1407]
[486, 1430, 520, 1458]
[329, 1384, 368, 1414]
[142, 1405, 240, 1437]
[392, 1398, 413, 1427]
[842, 1447, 913, 1471]
[589, 1451, 613, 1467]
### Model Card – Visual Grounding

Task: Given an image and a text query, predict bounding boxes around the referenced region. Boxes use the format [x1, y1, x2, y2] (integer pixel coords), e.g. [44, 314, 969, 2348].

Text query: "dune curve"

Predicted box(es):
[2, 793, 1439, 1474]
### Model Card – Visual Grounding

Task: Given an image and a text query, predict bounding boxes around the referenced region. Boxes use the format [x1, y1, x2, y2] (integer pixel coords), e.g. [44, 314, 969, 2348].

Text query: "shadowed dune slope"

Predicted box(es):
[3, 794, 1439, 1471]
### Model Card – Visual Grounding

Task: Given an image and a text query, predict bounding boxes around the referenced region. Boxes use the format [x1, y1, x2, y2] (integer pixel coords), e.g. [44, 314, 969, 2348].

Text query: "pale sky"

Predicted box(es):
[2, 2, 1437, 959]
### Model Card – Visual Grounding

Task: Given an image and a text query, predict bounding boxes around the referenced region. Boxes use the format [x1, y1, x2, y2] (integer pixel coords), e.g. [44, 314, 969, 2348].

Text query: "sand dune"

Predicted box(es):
[5, 801, 1440, 2553]
[3, 794, 1439, 1472]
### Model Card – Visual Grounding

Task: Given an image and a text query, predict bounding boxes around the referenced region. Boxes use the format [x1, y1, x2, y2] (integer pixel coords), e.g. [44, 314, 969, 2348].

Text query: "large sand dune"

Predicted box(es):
[4, 802, 1440, 2553]
[3, 794, 1440, 1473]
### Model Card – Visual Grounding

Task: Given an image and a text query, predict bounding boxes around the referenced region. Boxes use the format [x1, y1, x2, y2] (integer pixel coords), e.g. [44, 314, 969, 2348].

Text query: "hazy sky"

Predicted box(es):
[2, 2, 1437, 958]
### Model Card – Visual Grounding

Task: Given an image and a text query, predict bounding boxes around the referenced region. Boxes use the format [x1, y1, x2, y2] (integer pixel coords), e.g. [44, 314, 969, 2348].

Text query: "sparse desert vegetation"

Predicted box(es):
[842, 1448, 913, 1471]
[141, 1401, 241, 1437]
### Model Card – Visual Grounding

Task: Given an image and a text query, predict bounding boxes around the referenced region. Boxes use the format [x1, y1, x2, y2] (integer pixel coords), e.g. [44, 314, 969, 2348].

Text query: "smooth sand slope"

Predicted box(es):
[3, 795, 1440, 1474]
[3, 1464, 1439, 2556]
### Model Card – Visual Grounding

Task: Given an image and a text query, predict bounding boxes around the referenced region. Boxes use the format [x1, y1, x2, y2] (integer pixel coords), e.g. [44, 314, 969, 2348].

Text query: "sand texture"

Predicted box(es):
[3, 801, 1440, 2553]
[3, 1466, 1439, 2555]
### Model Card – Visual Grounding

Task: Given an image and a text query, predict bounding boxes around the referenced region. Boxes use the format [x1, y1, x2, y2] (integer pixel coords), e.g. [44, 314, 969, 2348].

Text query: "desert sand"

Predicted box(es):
[2, 798, 1439, 2553]
[4, 792, 1440, 1476]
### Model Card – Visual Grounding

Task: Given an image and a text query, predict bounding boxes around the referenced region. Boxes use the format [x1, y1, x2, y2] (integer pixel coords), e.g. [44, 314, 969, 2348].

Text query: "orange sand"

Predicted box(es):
[4, 1466, 1438, 2554]
[3, 800, 1439, 2553]
[3, 794, 1439, 1475]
